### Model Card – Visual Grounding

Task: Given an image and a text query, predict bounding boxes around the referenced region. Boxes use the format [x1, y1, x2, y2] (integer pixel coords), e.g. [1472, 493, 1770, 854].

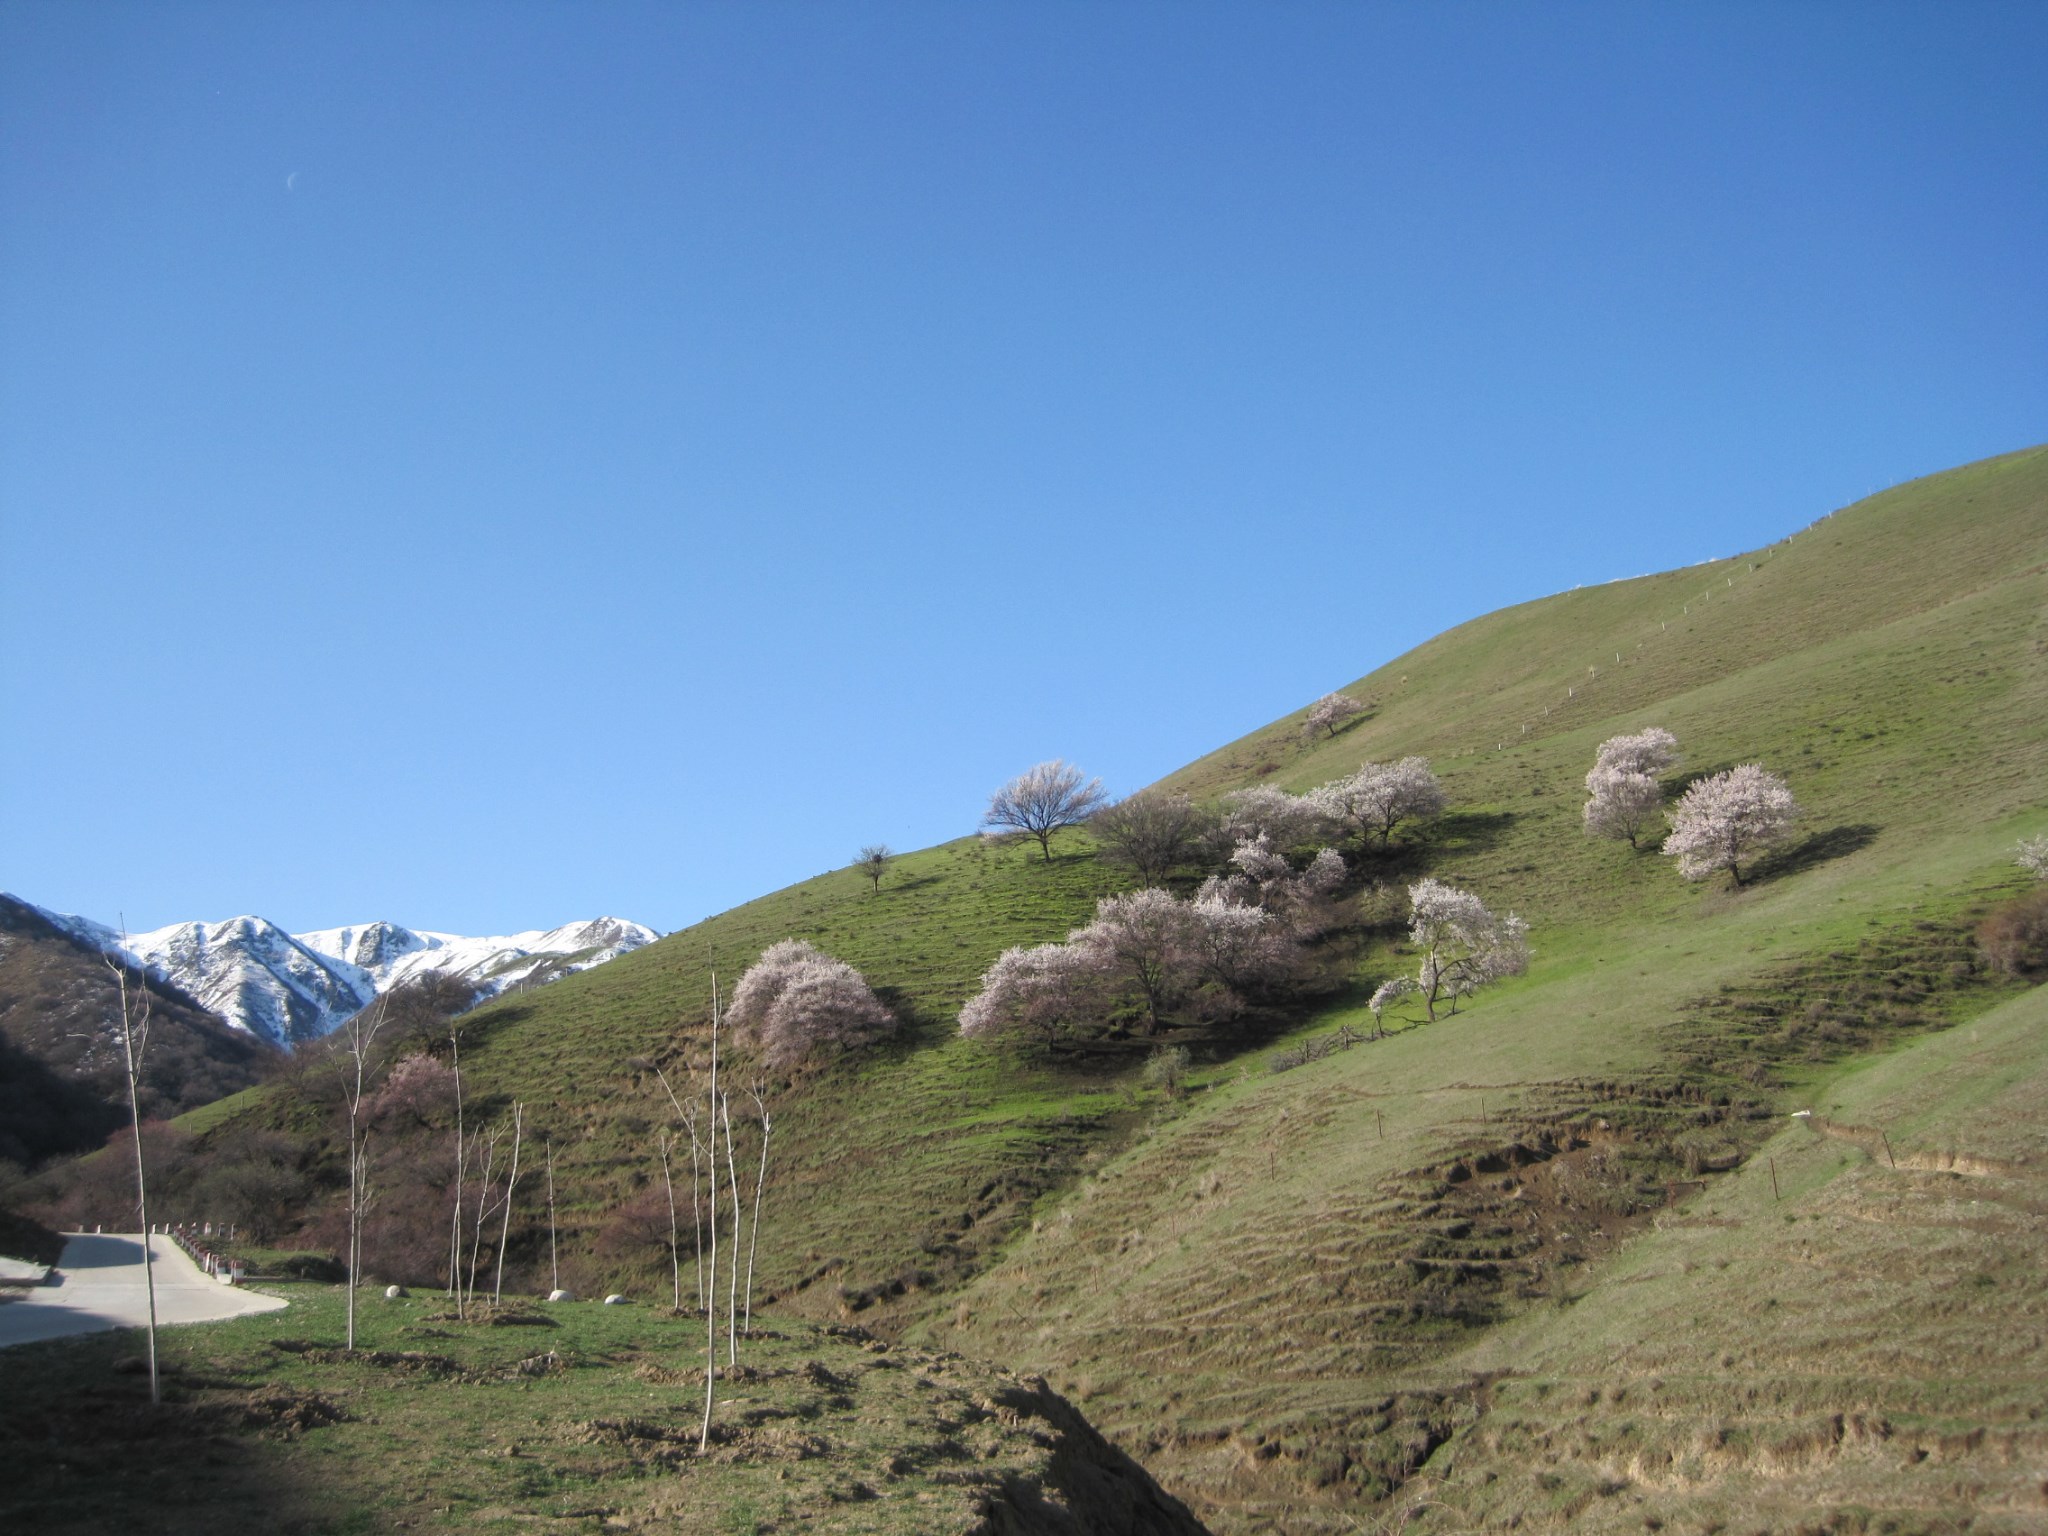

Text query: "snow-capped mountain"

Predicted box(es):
[14, 897, 657, 1048]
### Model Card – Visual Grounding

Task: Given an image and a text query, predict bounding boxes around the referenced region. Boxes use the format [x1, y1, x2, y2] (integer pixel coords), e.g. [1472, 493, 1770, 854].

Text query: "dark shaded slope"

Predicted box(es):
[0, 895, 277, 1163]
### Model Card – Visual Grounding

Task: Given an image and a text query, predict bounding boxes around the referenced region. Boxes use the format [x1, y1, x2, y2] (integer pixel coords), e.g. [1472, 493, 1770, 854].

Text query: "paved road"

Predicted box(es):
[0, 1233, 287, 1349]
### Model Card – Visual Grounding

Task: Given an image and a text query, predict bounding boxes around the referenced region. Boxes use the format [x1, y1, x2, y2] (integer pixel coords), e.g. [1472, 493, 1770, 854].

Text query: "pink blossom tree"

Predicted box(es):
[1661, 764, 1798, 885]
[727, 939, 897, 1068]
[1403, 878, 1528, 1021]
[1303, 691, 1365, 739]
[1078, 888, 1195, 1034]
[982, 760, 1109, 862]
[958, 942, 1106, 1046]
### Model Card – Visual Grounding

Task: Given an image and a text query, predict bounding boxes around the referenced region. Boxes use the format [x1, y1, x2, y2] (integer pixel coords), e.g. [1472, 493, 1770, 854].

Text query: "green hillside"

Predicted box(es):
[164, 443, 2048, 1531]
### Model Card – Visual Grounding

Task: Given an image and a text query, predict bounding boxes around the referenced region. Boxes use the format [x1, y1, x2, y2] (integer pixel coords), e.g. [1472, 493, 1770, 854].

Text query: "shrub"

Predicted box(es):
[1978, 889, 2048, 978]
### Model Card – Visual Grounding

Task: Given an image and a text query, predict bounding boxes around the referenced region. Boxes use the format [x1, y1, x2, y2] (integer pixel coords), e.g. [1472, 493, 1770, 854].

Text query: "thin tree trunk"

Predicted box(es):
[699, 973, 721, 1454]
[493, 1102, 523, 1307]
[686, 1108, 705, 1314]
[467, 1129, 498, 1313]
[743, 1089, 770, 1337]
[659, 1131, 681, 1312]
[448, 1026, 466, 1303]
[108, 958, 160, 1407]
[545, 1139, 558, 1296]
[721, 1092, 740, 1364]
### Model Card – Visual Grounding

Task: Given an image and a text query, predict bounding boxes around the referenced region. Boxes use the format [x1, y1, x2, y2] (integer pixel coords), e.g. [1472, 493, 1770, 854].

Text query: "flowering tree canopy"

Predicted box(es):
[959, 846, 1341, 1045]
[1583, 728, 1678, 847]
[2018, 835, 2048, 881]
[982, 759, 1109, 862]
[1310, 757, 1447, 845]
[1404, 878, 1528, 1021]
[1661, 764, 1798, 885]
[958, 942, 1105, 1045]
[1593, 727, 1680, 777]
[1582, 766, 1665, 848]
[1303, 691, 1365, 739]
[728, 939, 897, 1068]
[1221, 784, 1333, 849]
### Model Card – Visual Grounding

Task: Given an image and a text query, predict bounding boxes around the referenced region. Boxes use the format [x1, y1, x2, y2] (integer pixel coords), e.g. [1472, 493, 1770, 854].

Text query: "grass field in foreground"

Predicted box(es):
[0, 1283, 1199, 1535]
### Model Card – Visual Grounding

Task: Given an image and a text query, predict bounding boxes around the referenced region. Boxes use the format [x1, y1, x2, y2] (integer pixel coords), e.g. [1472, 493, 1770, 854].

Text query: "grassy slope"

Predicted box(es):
[1419, 982, 2048, 1533]
[171, 444, 2048, 1531]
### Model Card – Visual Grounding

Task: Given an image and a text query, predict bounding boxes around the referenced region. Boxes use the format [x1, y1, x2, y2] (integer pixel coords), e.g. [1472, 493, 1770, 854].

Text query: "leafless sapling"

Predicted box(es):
[492, 1100, 523, 1306]
[336, 997, 390, 1351]
[103, 952, 162, 1405]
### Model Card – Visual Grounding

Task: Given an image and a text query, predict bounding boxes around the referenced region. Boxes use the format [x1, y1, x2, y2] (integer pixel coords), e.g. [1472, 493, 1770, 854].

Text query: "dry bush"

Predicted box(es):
[1977, 889, 2048, 977]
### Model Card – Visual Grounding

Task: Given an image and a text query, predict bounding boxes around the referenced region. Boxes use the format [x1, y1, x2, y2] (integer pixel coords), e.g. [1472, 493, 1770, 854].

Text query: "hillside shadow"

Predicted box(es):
[878, 872, 941, 896]
[1423, 808, 1519, 858]
[1750, 822, 1881, 884]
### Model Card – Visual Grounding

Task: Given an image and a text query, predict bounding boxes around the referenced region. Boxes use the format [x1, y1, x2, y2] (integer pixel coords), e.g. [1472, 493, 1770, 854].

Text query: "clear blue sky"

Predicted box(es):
[4, 1, 2044, 936]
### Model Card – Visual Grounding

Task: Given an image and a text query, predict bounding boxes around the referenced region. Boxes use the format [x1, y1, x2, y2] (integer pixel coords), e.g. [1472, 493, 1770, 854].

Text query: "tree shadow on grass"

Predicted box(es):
[1750, 823, 1881, 885]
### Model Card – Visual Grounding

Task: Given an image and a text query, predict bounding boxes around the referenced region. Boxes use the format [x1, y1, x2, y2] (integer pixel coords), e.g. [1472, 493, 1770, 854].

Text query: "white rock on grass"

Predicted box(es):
[548, 1288, 575, 1302]
[384, 1284, 407, 1299]
[603, 1294, 628, 1306]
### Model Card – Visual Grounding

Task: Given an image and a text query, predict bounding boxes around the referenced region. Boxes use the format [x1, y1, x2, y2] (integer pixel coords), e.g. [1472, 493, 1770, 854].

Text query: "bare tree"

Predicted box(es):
[334, 997, 390, 1351]
[544, 1138, 559, 1297]
[982, 759, 1108, 862]
[103, 953, 161, 1405]
[856, 844, 893, 894]
[1090, 791, 1213, 883]
[700, 974, 722, 1453]
[720, 1092, 741, 1365]
[742, 1086, 771, 1336]
[658, 1131, 682, 1311]
[446, 1021, 466, 1306]
[491, 1100, 523, 1306]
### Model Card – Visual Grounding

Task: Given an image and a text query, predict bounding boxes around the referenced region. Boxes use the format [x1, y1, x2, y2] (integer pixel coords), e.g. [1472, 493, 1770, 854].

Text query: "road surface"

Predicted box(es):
[0, 1232, 287, 1349]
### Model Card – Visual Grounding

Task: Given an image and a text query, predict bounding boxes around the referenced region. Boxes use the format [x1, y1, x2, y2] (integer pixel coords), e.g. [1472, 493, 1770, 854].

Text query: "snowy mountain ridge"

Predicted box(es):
[11, 897, 658, 1048]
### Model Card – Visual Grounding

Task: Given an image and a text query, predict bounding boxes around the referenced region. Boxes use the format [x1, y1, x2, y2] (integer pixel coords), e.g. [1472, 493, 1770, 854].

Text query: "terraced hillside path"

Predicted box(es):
[0, 1233, 286, 1349]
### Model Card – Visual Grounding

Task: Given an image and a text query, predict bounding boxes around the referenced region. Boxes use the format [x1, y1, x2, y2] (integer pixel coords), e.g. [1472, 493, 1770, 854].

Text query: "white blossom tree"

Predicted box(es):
[1303, 691, 1365, 739]
[1582, 766, 1665, 848]
[1311, 757, 1447, 846]
[1221, 784, 1333, 849]
[2017, 835, 2048, 881]
[982, 760, 1109, 862]
[1403, 878, 1528, 1021]
[1593, 727, 1680, 777]
[1583, 727, 1679, 847]
[727, 939, 897, 1068]
[1367, 975, 1417, 1035]
[1661, 764, 1799, 885]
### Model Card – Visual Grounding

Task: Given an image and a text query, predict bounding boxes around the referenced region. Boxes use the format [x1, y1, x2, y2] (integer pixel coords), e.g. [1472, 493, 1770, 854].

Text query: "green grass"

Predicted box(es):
[0, 1287, 1196, 1534]
[156, 442, 2048, 1533]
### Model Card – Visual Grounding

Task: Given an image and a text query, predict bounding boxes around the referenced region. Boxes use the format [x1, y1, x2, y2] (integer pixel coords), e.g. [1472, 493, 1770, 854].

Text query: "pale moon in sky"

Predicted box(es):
[285, 171, 298, 192]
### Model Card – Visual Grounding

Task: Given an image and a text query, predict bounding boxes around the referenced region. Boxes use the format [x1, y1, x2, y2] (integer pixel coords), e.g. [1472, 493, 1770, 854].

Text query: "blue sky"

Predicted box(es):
[3, 1, 2044, 936]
